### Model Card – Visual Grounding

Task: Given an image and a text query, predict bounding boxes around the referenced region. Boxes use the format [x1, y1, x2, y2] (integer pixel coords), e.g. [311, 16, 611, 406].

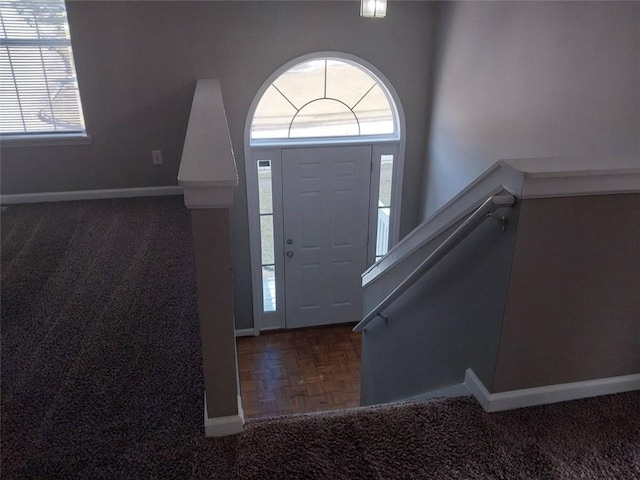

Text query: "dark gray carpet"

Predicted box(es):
[2, 197, 639, 479]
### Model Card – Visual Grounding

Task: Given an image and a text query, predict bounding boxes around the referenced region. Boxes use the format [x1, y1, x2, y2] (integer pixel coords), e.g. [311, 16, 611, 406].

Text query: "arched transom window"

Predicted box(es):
[251, 58, 397, 142]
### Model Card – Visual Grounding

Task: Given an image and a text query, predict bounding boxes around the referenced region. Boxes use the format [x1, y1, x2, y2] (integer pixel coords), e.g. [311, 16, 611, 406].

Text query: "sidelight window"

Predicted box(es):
[257, 159, 276, 312]
[375, 154, 394, 262]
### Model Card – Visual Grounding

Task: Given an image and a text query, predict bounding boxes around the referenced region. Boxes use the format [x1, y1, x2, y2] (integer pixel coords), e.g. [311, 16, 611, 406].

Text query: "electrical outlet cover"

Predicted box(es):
[152, 150, 163, 165]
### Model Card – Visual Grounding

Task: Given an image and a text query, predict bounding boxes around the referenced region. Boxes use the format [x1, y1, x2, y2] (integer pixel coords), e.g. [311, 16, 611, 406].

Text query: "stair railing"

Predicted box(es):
[354, 194, 516, 332]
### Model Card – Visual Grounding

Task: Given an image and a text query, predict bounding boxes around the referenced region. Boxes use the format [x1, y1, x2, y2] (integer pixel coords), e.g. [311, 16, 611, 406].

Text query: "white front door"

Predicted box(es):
[282, 146, 372, 328]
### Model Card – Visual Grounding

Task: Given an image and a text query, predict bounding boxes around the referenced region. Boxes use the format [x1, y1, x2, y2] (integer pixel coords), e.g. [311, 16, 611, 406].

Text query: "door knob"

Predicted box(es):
[286, 238, 293, 245]
[286, 251, 294, 258]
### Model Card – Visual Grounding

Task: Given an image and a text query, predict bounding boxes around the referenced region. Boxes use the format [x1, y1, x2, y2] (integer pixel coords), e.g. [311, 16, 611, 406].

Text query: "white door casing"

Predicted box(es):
[245, 52, 406, 334]
[282, 146, 372, 328]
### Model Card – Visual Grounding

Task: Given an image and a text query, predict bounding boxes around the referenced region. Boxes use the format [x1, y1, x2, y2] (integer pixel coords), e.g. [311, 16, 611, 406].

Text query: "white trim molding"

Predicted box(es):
[519, 172, 640, 199]
[1, 133, 92, 148]
[499, 155, 640, 199]
[0, 186, 183, 205]
[465, 368, 640, 412]
[204, 394, 245, 437]
[181, 185, 235, 209]
[178, 79, 238, 210]
[364, 154, 640, 289]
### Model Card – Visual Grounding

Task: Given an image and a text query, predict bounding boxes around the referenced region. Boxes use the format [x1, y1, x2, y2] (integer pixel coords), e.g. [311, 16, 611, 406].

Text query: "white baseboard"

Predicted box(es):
[235, 328, 257, 337]
[203, 394, 244, 437]
[0, 186, 183, 205]
[465, 368, 640, 412]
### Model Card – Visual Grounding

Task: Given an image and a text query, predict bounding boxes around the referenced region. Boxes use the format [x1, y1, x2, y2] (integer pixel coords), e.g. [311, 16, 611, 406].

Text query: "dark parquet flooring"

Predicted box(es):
[237, 325, 362, 418]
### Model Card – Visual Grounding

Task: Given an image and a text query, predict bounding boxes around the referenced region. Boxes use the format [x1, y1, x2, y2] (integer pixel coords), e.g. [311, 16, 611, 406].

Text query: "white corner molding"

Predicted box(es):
[178, 79, 239, 209]
[0, 186, 183, 205]
[204, 394, 245, 437]
[465, 368, 640, 413]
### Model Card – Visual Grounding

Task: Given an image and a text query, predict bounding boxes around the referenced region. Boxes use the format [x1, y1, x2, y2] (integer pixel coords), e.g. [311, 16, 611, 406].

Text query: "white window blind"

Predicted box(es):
[0, 0, 85, 136]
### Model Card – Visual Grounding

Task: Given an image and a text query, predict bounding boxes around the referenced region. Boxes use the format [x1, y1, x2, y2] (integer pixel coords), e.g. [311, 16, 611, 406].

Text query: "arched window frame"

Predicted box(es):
[244, 52, 406, 334]
[249, 55, 401, 146]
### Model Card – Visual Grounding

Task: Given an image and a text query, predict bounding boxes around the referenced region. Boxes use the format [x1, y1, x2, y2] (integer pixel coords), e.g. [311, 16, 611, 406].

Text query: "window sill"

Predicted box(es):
[0, 133, 92, 148]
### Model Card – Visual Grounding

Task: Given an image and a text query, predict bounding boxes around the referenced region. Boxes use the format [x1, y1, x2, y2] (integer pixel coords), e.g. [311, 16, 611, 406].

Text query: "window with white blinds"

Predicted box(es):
[0, 0, 86, 136]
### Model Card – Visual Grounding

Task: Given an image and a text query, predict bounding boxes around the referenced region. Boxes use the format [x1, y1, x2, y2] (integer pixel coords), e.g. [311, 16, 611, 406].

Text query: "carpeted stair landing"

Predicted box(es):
[2, 197, 639, 479]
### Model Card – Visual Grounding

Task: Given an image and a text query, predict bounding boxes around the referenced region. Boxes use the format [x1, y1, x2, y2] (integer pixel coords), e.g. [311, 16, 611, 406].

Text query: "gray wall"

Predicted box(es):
[423, 1, 640, 218]
[190, 209, 239, 418]
[0, 1, 435, 329]
[493, 194, 640, 392]
[360, 203, 519, 405]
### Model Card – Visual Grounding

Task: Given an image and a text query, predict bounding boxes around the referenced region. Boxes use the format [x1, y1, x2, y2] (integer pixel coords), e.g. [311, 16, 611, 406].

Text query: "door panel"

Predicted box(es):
[282, 146, 372, 328]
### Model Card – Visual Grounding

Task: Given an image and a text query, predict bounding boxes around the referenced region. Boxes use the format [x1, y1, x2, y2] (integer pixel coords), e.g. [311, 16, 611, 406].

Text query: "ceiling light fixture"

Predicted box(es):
[361, 0, 387, 18]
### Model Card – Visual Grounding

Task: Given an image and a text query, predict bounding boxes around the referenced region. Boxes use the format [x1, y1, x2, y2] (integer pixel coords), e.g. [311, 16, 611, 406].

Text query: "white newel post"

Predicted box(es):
[178, 79, 244, 437]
